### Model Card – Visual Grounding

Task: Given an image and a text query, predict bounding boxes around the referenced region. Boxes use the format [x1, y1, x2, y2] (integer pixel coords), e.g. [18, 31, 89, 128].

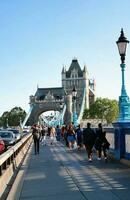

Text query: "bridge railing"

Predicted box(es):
[104, 127, 115, 153]
[104, 127, 130, 160]
[0, 133, 32, 199]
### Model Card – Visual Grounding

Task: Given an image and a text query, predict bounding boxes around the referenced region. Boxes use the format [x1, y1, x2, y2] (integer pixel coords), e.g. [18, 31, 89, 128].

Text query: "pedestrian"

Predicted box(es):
[67, 123, 76, 150]
[56, 125, 61, 141]
[61, 125, 65, 140]
[41, 126, 47, 146]
[75, 124, 83, 150]
[64, 125, 69, 147]
[32, 124, 40, 155]
[47, 126, 51, 136]
[50, 126, 56, 145]
[83, 123, 96, 162]
[95, 123, 110, 161]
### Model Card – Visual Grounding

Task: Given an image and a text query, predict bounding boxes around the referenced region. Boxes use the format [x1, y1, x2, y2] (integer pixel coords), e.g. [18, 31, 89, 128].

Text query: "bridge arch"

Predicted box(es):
[22, 59, 96, 127]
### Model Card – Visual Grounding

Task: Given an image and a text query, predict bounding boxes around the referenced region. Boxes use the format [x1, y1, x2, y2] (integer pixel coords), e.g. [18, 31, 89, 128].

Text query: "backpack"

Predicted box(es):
[35, 132, 40, 139]
[33, 129, 40, 139]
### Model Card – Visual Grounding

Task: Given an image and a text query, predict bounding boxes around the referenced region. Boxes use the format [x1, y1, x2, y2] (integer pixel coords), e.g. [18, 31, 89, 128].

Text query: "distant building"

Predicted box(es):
[61, 58, 96, 115]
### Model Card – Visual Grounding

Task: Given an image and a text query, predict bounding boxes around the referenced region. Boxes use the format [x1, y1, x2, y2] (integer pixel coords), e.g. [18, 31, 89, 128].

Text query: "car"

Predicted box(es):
[23, 127, 30, 134]
[0, 137, 5, 154]
[0, 131, 16, 148]
[8, 128, 21, 142]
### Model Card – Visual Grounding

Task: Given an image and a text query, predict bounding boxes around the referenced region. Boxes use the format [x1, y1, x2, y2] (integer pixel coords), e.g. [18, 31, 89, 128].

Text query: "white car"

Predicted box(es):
[8, 129, 21, 142]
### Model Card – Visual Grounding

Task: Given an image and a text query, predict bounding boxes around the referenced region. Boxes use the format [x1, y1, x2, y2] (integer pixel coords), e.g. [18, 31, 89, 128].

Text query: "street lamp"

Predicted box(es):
[20, 117, 22, 127]
[72, 86, 78, 127]
[59, 102, 63, 126]
[6, 118, 9, 128]
[116, 28, 130, 121]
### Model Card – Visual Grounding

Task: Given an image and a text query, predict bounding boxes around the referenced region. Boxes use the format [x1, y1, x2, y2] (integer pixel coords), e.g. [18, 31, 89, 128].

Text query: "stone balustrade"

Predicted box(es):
[0, 133, 32, 199]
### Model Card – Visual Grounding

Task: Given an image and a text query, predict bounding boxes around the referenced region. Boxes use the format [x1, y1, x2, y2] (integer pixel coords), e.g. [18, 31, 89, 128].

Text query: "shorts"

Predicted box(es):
[67, 135, 75, 142]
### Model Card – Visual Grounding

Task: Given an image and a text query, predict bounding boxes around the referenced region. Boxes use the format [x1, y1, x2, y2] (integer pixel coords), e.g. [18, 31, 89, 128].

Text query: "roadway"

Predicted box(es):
[6, 140, 130, 200]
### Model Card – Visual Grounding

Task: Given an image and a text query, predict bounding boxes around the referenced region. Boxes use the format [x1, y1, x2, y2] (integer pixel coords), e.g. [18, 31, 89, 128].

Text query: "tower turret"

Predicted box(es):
[61, 65, 66, 87]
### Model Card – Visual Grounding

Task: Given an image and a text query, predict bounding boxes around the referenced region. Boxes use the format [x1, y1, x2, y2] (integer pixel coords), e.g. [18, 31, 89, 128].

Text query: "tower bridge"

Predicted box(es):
[23, 59, 96, 127]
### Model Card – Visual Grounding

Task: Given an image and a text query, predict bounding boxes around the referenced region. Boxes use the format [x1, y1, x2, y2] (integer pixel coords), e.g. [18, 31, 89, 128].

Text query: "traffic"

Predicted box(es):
[0, 127, 30, 154]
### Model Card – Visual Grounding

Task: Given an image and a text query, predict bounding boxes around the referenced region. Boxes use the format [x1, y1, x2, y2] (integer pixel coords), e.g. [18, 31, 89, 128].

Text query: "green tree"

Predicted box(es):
[1, 111, 10, 128]
[83, 108, 89, 119]
[105, 100, 119, 124]
[0, 107, 26, 127]
[83, 98, 119, 124]
[8, 107, 26, 127]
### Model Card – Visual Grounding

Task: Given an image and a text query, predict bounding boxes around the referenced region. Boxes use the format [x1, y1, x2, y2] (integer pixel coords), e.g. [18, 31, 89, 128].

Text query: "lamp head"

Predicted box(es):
[59, 102, 63, 110]
[116, 28, 129, 63]
[72, 86, 77, 98]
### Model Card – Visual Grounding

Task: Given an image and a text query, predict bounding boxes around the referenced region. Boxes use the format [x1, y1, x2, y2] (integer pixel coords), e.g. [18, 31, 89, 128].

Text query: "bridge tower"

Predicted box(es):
[61, 58, 96, 115]
[22, 59, 96, 127]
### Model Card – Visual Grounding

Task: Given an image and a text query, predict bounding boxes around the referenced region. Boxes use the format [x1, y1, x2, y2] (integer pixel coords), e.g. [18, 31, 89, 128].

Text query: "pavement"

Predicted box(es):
[6, 139, 130, 200]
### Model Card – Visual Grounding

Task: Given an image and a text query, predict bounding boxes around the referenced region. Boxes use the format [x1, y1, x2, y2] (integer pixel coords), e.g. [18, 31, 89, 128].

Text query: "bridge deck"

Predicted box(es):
[7, 141, 130, 200]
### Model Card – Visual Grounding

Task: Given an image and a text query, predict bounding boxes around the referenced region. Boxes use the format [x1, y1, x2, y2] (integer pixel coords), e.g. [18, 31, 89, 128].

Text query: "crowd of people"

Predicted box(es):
[31, 122, 110, 162]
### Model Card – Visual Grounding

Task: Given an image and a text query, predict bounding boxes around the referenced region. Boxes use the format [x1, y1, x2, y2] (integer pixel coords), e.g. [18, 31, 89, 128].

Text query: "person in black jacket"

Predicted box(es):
[76, 124, 83, 150]
[95, 123, 110, 161]
[83, 123, 96, 162]
[32, 124, 40, 155]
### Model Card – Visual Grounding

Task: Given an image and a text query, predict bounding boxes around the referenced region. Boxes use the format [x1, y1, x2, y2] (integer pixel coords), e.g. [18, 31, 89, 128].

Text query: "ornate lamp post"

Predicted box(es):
[59, 102, 63, 126]
[20, 117, 22, 127]
[6, 118, 9, 128]
[112, 29, 130, 160]
[116, 28, 130, 121]
[72, 86, 78, 127]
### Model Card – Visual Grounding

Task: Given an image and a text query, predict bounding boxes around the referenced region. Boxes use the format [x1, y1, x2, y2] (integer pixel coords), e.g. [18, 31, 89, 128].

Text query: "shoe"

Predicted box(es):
[88, 158, 92, 162]
[97, 157, 101, 160]
[104, 157, 107, 162]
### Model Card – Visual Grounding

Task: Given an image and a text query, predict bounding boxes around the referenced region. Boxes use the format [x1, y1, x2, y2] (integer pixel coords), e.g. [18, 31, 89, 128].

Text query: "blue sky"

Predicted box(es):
[0, 0, 130, 115]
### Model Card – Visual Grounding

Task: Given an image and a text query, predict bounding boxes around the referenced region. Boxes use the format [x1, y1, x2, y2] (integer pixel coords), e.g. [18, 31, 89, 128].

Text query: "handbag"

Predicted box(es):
[102, 138, 110, 149]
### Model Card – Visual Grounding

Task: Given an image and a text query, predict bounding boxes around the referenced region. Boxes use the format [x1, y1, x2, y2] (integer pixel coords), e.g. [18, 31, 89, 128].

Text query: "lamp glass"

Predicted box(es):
[117, 42, 127, 55]
[72, 88, 77, 97]
[60, 103, 63, 109]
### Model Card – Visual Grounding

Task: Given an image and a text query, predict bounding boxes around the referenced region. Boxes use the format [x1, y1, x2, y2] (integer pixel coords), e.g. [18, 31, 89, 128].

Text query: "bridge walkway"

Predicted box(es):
[7, 141, 130, 200]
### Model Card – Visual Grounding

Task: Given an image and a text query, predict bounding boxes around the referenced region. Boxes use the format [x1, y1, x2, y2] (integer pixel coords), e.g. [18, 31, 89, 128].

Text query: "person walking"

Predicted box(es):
[95, 123, 110, 161]
[32, 124, 40, 155]
[50, 126, 56, 145]
[61, 125, 65, 140]
[64, 125, 69, 147]
[76, 124, 83, 150]
[67, 123, 76, 150]
[83, 123, 96, 162]
[56, 125, 61, 141]
[41, 126, 47, 146]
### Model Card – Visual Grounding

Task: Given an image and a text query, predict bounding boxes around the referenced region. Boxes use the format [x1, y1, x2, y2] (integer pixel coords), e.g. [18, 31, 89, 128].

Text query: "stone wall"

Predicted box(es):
[80, 119, 107, 128]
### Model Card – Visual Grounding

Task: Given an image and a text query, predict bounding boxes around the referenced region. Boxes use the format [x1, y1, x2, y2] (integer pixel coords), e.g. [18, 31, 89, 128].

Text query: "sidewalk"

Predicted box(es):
[7, 141, 130, 200]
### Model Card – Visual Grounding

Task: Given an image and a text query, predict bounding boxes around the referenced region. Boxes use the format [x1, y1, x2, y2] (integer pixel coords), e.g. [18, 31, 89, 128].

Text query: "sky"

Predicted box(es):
[0, 0, 130, 116]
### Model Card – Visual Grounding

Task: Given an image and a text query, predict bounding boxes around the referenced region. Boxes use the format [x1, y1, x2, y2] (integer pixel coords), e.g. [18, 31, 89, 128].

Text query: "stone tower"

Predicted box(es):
[61, 58, 95, 115]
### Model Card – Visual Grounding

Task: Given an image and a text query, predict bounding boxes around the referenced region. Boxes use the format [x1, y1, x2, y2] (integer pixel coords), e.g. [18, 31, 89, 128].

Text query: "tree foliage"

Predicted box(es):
[0, 107, 26, 127]
[83, 98, 119, 124]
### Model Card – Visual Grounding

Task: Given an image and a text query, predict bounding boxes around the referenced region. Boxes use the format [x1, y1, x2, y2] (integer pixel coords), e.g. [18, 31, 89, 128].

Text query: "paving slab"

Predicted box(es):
[7, 141, 130, 200]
